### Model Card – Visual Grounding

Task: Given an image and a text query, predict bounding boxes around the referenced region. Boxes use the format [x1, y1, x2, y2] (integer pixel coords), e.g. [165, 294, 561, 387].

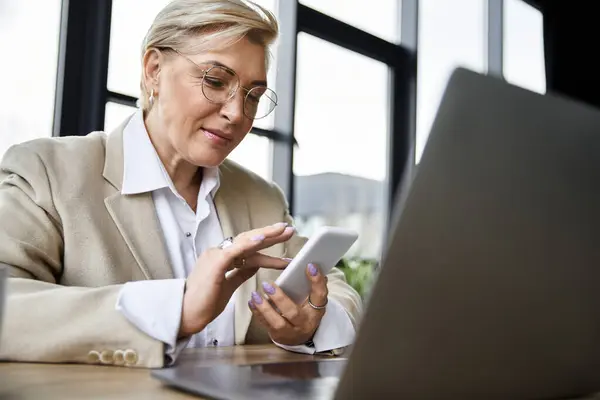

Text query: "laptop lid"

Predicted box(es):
[0, 264, 7, 342]
[335, 67, 600, 399]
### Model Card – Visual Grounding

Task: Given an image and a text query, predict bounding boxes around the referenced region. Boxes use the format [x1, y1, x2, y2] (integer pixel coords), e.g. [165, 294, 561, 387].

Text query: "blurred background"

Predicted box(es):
[0, 0, 555, 296]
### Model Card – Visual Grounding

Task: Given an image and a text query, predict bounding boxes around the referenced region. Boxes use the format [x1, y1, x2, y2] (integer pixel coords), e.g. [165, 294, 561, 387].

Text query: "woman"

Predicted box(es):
[0, 0, 362, 368]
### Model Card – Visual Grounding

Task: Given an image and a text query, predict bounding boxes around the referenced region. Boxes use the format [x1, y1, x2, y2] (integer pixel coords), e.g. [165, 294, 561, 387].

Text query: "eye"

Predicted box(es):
[204, 76, 227, 89]
[246, 93, 261, 103]
[202, 66, 235, 91]
[247, 86, 266, 103]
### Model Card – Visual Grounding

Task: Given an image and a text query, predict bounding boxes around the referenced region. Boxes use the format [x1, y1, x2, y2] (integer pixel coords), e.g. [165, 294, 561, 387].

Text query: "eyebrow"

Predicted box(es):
[202, 59, 268, 86]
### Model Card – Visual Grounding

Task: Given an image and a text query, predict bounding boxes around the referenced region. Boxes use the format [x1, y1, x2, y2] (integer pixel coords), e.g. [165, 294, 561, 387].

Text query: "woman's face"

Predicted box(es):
[144, 37, 268, 167]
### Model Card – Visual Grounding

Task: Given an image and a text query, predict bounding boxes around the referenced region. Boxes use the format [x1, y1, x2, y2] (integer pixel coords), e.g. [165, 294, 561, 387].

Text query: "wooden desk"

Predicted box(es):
[0, 345, 336, 400]
[5, 346, 600, 400]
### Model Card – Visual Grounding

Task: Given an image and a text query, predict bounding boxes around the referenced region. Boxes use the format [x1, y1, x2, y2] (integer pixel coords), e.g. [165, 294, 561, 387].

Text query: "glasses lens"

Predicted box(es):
[245, 87, 277, 119]
[202, 66, 238, 103]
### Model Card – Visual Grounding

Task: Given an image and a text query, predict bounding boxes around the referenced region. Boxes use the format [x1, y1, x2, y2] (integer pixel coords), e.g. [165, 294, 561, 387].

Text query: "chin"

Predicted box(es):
[189, 150, 228, 168]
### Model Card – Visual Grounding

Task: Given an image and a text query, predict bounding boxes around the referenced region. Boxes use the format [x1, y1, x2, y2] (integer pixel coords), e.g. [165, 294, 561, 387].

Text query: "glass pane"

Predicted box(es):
[107, 0, 169, 99]
[416, 0, 486, 163]
[105, 102, 272, 179]
[247, 0, 279, 131]
[503, 0, 546, 94]
[293, 33, 389, 261]
[0, 0, 61, 158]
[105, 102, 137, 133]
[300, 0, 400, 43]
[108, 0, 279, 130]
[227, 134, 272, 180]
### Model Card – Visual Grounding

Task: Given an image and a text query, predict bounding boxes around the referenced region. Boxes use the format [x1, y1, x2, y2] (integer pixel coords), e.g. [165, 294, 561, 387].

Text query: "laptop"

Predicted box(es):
[152, 67, 600, 399]
[0, 264, 6, 341]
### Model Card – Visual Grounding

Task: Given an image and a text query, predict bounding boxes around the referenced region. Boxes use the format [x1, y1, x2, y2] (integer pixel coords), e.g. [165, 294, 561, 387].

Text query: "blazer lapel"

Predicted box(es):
[102, 120, 173, 281]
[214, 163, 255, 344]
[104, 193, 174, 280]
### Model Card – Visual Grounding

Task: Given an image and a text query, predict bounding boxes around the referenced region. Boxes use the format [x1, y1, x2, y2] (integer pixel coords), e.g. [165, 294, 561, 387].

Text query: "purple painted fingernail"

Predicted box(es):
[251, 291, 263, 304]
[262, 281, 276, 295]
[282, 258, 293, 262]
[272, 222, 288, 228]
[252, 234, 265, 242]
[308, 263, 318, 276]
[248, 300, 256, 309]
[284, 226, 295, 234]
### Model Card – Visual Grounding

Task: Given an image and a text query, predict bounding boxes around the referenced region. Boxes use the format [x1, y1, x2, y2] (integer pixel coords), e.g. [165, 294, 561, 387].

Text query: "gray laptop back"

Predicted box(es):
[335, 68, 600, 400]
[0, 264, 6, 342]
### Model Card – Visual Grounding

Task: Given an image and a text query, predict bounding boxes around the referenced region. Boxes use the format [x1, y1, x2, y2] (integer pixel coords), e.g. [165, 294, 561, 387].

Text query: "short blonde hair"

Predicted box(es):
[139, 0, 279, 110]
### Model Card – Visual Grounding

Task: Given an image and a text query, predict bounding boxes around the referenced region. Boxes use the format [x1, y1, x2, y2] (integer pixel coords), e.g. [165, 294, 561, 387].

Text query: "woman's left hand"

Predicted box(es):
[248, 263, 328, 346]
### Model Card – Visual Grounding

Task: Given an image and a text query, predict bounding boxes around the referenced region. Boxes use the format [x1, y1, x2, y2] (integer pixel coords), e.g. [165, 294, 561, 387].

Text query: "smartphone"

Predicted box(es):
[275, 226, 359, 304]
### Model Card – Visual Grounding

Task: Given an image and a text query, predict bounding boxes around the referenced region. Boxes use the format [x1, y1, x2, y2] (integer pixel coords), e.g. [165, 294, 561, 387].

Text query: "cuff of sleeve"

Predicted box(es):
[115, 279, 187, 357]
[165, 336, 192, 366]
[273, 297, 356, 355]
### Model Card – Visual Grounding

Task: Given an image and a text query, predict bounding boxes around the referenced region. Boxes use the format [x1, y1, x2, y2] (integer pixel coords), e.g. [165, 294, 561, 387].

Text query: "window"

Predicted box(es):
[107, 0, 170, 98]
[0, 0, 61, 157]
[293, 33, 389, 260]
[227, 134, 273, 180]
[503, 0, 546, 94]
[416, 0, 486, 163]
[107, 0, 279, 131]
[250, 0, 279, 131]
[105, 102, 137, 133]
[300, 0, 400, 43]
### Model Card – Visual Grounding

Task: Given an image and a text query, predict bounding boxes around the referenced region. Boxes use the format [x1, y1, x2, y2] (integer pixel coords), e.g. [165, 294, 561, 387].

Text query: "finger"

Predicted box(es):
[223, 224, 295, 259]
[232, 253, 291, 270]
[261, 281, 306, 327]
[237, 222, 293, 246]
[224, 253, 291, 273]
[244, 225, 295, 250]
[255, 226, 295, 248]
[249, 291, 292, 333]
[225, 267, 259, 290]
[248, 299, 271, 327]
[306, 263, 328, 312]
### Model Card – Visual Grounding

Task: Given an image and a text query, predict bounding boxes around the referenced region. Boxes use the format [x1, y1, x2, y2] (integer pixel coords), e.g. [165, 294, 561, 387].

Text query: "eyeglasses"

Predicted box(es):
[163, 48, 277, 120]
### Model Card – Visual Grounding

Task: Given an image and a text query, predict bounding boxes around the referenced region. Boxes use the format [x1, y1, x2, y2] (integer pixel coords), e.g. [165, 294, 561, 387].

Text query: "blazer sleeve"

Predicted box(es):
[0, 144, 164, 368]
[271, 183, 363, 330]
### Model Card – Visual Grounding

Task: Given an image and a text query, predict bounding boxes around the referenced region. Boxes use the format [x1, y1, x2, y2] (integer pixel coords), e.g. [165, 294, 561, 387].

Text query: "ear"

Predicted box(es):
[142, 48, 162, 94]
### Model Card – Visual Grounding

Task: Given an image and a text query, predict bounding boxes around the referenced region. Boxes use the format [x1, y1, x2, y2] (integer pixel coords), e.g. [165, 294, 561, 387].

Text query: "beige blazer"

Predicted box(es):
[0, 121, 362, 368]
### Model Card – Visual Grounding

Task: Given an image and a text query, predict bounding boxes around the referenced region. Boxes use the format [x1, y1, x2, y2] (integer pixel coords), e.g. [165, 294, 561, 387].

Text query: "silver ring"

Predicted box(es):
[308, 296, 327, 310]
[218, 237, 234, 249]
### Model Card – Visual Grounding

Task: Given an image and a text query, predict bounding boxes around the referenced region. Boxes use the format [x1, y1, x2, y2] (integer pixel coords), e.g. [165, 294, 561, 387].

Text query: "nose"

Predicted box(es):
[219, 90, 245, 123]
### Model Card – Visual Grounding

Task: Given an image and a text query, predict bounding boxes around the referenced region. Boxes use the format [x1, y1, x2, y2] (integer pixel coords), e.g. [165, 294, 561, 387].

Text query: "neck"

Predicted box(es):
[143, 110, 202, 194]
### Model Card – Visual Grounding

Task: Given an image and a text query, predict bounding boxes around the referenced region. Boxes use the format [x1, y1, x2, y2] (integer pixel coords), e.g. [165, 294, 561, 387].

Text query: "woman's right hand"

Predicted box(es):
[178, 222, 295, 338]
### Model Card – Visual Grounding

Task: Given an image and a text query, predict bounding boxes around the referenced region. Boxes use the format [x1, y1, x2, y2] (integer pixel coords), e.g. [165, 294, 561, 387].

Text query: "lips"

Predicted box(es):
[201, 128, 232, 145]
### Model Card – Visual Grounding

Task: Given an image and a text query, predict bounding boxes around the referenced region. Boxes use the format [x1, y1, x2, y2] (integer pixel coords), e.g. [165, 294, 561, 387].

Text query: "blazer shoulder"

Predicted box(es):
[0, 132, 111, 200]
[1, 132, 108, 175]
[6, 131, 106, 159]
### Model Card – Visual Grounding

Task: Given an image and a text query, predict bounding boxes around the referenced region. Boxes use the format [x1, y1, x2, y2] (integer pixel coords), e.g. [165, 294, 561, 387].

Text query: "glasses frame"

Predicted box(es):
[159, 47, 278, 120]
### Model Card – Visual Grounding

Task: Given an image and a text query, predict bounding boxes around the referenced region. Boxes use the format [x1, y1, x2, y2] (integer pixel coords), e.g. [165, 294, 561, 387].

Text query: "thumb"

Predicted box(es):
[306, 263, 328, 308]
